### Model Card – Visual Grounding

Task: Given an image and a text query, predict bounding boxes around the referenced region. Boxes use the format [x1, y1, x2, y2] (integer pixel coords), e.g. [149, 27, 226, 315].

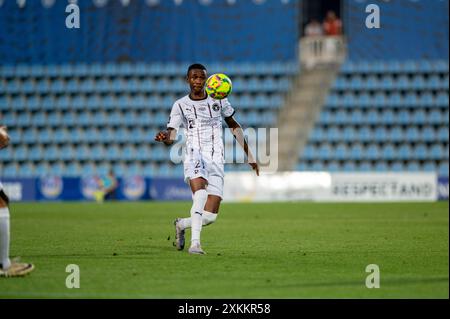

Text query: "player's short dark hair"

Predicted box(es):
[187, 63, 207, 76]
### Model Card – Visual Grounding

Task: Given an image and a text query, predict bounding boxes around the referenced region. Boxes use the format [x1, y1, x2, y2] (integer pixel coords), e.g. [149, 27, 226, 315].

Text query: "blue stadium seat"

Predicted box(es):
[437, 126, 449, 142]
[122, 145, 137, 161]
[115, 127, 132, 144]
[350, 110, 363, 125]
[391, 162, 404, 172]
[421, 126, 436, 142]
[388, 127, 404, 142]
[374, 161, 389, 172]
[96, 163, 111, 176]
[381, 144, 396, 160]
[397, 144, 412, 160]
[91, 144, 107, 161]
[342, 161, 357, 172]
[380, 110, 395, 125]
[44, 145, 60, 161]
[334, 143, 348, 161]
[404, 126, 420, 142]
[404, 92, 419, 107]
[373, 126, 388, 142]
[18, 163, 34, 177]
[397, 110, 411, 125]
[366, 110, 379, 125]
[316, 144, 332, 160]
[28, 146, 44, 161]
[10, 145, 28, 162]
[406, 161, 420, 172]
[113, 163, 128, 177]
[410, 75, 426, 89]
[49, 162, 65, 176]
[326, 126, 341, 142]
[422, 161, 437, 172]
[438, 161, 449, 175]
[327, 161, 341, 172]
[302, 145, 316, 160]
[429, 144, 445, 160]
[80, 163, 97, 176]
[34, 162, 50, 177]
[427, 109, 443, 125]
[348, 144, 363, 160]
[411, 110, 427, 125]
[366, 145, 380, 160]
[358, 161, 372, 172]
[105, 145, 121, 161]
[413, 144, 428, 160]
[342, 127, 356, 142]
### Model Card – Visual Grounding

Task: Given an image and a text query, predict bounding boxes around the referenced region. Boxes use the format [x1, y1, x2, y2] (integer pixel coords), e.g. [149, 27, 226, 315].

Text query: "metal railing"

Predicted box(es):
[300, 36, 347, 69]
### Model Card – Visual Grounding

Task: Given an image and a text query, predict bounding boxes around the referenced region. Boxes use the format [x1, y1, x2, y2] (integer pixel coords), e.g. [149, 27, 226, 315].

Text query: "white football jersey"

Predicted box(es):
[167, 94, 235, 159]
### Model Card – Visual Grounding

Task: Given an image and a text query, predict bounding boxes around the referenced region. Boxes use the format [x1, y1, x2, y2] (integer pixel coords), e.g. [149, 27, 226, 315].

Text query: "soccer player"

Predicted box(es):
[0, 126, 34, 277]
[155, 64, 259, 255]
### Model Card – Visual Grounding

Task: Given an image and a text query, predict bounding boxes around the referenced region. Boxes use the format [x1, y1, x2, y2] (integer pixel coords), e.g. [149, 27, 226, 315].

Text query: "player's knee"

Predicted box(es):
[0, 190, 9, 207]
[0, 203, 9, 218]
[203, 211, 217, 226]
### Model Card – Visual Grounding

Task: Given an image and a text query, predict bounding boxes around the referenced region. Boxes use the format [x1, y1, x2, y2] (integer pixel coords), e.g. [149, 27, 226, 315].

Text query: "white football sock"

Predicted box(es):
[0, 207, 11, 270]
[190, 189, 208, 246]
[179, 210, 218, 229]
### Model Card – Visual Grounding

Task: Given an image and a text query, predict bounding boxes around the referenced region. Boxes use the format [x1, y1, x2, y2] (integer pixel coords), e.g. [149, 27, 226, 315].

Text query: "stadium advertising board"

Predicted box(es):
[0, 178, 35, 201]
[327, 173, 437, 202]
[149, 178, 192, 201]
[437, 176, 449, 201]
[0, 173, 444, 202]
[224, 172, 438, 202]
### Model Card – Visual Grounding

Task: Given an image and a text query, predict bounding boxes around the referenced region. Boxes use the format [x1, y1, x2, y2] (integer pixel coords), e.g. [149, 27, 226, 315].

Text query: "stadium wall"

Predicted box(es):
[1, 173, 448, 202]
[344, 0, 449, 60]
[0, 0, 300, 64]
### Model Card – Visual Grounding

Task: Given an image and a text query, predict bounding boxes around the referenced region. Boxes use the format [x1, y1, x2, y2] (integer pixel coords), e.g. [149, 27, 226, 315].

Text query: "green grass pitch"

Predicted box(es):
[0, 201, 448, 298]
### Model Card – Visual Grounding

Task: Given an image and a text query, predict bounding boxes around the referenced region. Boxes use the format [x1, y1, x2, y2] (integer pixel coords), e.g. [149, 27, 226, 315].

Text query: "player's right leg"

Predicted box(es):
[0, 188, 34, 277]
[186, 177, 208, 254]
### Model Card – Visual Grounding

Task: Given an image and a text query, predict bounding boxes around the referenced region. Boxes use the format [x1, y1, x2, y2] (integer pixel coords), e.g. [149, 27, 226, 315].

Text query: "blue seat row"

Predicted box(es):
[309, 126, 449, 143]
[0, 62, 300, 78]
[301, 143, 449, 161]
[1, 76, 293, 94]
[0, 161, 185, 178]
[340, 60, 449, 74]
[0, 93, 285, 112]
[296, 160, 449, 175]
[333, 75, 449, 91]
[325, 92, 449, 108]
[317, 109, 449, 125]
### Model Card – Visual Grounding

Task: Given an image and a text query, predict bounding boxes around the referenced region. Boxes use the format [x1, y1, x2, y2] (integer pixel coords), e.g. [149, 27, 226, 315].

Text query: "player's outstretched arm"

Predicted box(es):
[225, 116, 259, 176]
[154, 127, 176, 146]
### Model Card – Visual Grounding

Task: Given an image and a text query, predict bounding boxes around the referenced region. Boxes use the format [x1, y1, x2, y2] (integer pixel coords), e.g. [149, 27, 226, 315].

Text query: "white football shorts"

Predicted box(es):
[183, 152, 224, 199]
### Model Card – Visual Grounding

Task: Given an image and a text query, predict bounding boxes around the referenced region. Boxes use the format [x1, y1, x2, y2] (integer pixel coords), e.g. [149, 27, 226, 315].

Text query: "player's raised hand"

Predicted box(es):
[154, 130, 169, 143]
[250, 162, 259, 176]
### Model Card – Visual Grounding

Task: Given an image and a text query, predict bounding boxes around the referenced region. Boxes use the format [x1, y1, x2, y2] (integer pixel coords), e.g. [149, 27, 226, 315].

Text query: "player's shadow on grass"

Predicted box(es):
[258, 277, 448, 289]
[26, 244, 180, 258]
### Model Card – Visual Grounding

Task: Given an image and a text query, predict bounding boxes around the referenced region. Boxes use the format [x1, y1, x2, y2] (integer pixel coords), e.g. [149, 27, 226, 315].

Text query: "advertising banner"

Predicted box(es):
[437, 176, 449, 201]
[224, 172, 438, 202]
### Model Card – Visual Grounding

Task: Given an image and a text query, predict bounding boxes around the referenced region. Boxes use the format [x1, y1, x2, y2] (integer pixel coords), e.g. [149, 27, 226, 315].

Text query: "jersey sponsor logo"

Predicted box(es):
[123, 176, 146, 200]
[212, 103, 220, 112]
[40, 176, 63, 198]
[188, 119, 196, 129]
[198, 107, 207, 112]
[200, 118, 220, 126]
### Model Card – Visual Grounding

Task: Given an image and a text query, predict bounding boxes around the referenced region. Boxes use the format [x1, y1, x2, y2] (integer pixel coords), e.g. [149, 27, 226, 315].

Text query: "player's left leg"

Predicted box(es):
[0, 188, 34, 277]
[176, 194, 221, 230]
[0, 189, 11, 271]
